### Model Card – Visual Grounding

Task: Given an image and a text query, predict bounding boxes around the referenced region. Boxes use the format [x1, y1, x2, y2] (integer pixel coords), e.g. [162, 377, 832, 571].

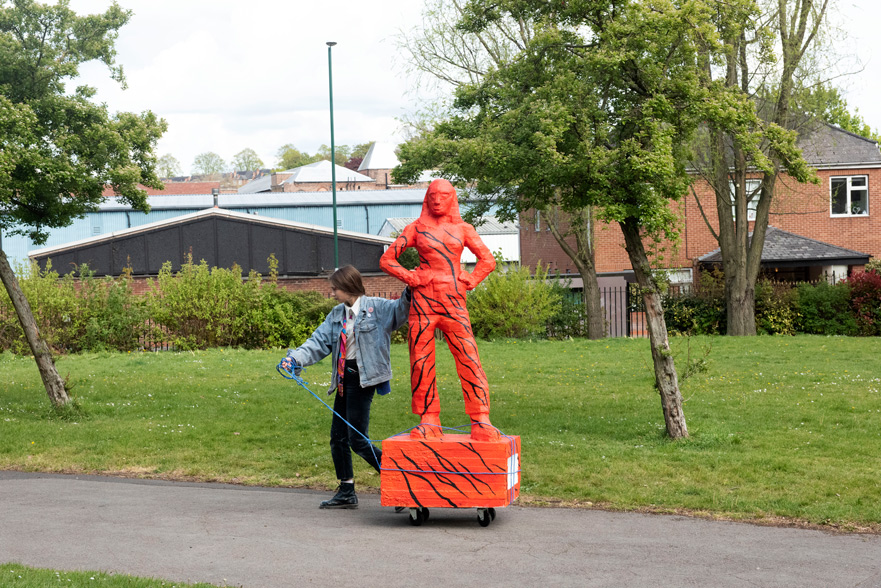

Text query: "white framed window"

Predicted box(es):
[729, 179, 761, 221]
[830, 175, 868, 217]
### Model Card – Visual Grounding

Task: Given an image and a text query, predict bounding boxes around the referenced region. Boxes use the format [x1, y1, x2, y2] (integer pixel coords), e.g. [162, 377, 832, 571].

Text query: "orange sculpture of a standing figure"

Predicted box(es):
[380, 179, 499, 441]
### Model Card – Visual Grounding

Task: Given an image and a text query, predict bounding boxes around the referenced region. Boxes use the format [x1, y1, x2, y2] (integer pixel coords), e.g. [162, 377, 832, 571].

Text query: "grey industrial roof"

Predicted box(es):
[94, 186, 502, 212]
[381, 216, 519, 234]
[97, 189, 432, 211]
[698, 226, 871, 266]
[29, 207, 393, 258]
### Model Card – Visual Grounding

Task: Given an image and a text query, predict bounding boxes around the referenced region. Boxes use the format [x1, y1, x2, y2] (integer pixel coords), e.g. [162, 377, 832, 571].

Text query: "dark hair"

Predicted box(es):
[329, 265, 365, 296]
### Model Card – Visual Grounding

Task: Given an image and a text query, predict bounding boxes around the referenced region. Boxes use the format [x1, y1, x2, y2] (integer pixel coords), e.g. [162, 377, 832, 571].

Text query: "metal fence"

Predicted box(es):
[561, 286, 648, 339]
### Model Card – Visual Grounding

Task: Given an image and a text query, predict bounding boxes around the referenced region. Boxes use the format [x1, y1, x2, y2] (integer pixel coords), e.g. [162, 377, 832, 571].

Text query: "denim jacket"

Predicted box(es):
[286, 291, 409, 395]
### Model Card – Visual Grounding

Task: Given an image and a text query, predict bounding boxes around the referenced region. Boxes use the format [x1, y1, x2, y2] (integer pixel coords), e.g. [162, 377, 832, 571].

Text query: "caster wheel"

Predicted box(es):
[422, 507, 430, 522]
[477, 508, 491, 527]
[488, 508, 496, 521]
[409, 507, 424, 526]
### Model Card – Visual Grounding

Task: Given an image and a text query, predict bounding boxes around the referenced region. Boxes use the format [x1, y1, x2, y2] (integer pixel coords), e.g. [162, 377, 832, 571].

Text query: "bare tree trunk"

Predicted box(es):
[620, 219, 688, 439]
[726, 273, 756, 335]
[579, 264, 604, 339]
[546, 205, 605, 339]
[0, 249, 70, 406]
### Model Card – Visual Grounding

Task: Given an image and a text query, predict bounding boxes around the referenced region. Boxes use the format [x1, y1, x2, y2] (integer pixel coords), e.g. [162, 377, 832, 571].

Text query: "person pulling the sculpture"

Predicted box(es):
[282, 265, 410, 509]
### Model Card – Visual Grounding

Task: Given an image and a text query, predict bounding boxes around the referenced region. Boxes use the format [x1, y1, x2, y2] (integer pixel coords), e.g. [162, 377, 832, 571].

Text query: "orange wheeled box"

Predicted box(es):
[381, 433, 520, 523]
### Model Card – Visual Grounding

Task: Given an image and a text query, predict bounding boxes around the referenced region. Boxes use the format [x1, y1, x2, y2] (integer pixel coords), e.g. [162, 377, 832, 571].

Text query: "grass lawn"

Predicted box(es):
[1, 335, 879, 531]
[0, 563, 222, 587]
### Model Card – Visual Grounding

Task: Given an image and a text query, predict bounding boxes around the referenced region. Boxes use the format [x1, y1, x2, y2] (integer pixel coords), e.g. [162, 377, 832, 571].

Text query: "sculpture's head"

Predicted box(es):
[420, 179, 462, 222]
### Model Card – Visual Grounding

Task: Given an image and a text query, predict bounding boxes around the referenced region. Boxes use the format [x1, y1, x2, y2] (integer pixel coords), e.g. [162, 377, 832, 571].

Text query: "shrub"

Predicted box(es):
[147, 256, 261, 349]
[260, 286, 335, 349]
[663, 294, 725, 335]
[663, 274, 726, 337]
[755, 280, 798, 335]
[467, 261, 561, 339]
[846, 270, 881, 336]
[77, 267, 148, 352]
[795, 280, 857, 336]
[546, 282, 590, 338]
[0, 261, 81, 353]
[0, 261, 148, 353]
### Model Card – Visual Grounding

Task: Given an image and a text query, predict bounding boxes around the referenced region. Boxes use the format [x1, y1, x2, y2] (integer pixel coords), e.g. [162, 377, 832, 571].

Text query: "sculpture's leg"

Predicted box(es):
[409, 307, 444, 439]
[439, 313, 500, 441]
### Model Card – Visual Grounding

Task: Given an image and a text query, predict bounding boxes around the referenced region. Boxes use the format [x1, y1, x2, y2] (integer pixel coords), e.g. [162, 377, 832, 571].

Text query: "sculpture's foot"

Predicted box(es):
[410, 413, 444, 439]
[470, 414, 500, 441]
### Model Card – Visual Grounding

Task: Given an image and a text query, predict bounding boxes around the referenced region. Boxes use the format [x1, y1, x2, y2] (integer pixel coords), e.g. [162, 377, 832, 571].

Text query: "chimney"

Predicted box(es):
[212, 188, 219, 208]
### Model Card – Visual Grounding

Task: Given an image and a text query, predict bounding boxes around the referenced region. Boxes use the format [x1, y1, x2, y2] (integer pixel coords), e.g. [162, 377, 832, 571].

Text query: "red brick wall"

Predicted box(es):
[520, 168, 881, 277]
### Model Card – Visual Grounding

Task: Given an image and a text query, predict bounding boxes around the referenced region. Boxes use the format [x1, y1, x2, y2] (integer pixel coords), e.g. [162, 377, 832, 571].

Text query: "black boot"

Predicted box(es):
[320, 482, 358, 509]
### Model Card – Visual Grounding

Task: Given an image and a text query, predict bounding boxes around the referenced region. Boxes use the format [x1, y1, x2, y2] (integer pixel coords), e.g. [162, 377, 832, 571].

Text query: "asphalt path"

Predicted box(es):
[1, 471, 879, 588]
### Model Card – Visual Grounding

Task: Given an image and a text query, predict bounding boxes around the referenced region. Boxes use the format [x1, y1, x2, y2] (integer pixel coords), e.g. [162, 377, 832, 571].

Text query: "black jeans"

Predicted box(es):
[330, 359, 383, 480]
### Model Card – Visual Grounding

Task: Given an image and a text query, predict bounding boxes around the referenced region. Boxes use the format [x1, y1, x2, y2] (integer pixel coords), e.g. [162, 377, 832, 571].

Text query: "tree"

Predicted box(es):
[157, 153, 182, 178]
[689, 0, 828, 335]
[0, 0, 166, 407]
[395, 0, 780, 439]
[231, 148, 264, 172]
[316, 144, 351, 166]
[397, 0, 605, 339]
[275, 144, 318, 170]
[344, 141, 375, 170]
[192, 151, 226, 176]
[794, 85, 881, 143]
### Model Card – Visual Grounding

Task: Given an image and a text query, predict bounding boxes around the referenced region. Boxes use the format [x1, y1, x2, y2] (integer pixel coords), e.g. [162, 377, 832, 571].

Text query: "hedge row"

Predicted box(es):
[2, 256, 878, 355]
[663, 267, 881, 336]
[0, 256, 576, 354]
[0, 256, 335, 354]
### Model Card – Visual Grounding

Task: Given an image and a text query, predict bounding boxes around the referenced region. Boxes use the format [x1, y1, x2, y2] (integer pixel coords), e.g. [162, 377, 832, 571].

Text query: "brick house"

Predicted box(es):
[520, 123, 880, 287]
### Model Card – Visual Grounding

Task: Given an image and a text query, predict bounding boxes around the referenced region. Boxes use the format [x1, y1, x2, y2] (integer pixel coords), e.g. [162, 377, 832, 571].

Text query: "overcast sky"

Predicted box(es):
[66, 0, 881, 176]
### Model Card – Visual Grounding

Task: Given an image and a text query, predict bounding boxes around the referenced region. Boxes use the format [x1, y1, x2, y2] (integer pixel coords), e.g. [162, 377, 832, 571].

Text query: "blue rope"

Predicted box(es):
[276, 360, 521, 480]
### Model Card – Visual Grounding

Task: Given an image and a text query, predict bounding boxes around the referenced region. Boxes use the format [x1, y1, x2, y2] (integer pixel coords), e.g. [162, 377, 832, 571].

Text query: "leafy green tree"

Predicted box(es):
[344, 141, 375, 170]
[395, 0, 780, 438]
[350, 142, 374, 160]
[231, 147, 264, 172]
[689, 0, 827, 335]
[397, 0, 605, 339]
[192, 151, 226, 176]
[316, 144, 351, 166]
[793, 85, 881, 143]
[157, 153, 182, 178]
[0, 0, 166, 406]
[275, 143, 318, 170]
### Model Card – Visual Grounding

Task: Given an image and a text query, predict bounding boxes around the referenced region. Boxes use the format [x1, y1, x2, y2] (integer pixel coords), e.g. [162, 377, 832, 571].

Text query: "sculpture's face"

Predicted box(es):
[426, 181, 456, 217]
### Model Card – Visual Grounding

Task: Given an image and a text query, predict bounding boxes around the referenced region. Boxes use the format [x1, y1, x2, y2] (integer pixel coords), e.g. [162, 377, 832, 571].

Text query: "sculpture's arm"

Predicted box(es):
[460, 224, 496, 289]
[380, 225, 421, 288]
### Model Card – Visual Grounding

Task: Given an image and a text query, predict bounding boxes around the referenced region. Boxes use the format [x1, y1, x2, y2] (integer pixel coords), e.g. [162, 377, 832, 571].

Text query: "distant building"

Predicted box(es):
[238, 160, 376, 193]
[28, 208, 404, 294]
[237, 142, 437, 194]
[358, 142, 434, 190]
[102, 181, 221, 197]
